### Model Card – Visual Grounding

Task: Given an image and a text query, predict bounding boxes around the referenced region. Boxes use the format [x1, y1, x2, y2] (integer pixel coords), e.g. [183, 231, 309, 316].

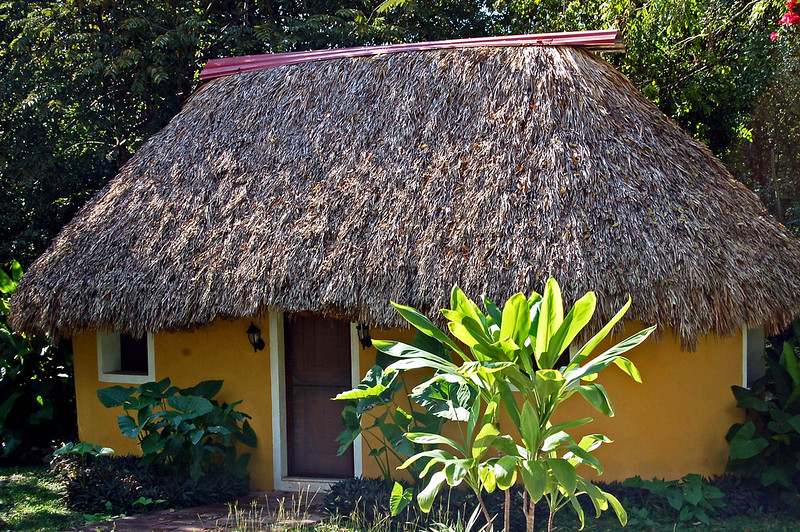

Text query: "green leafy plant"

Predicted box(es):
[623, 474, 725, 525]
[97, 377, 256, 480]
[51, 453, 248, 516]
[727, 324, 800, 501]
[375, 278, 655, 532]
[0, 260, 76, 463]
[334, 332, 453, 488]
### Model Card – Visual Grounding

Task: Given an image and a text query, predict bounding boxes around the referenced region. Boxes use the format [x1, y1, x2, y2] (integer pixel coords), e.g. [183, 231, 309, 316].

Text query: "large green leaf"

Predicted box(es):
[577, 477, 609, 516]
[450, 285, 487, 332]
[446, 318, 497, 362]
[443, 459, 469, 485]
[570, 296, 632, 365]
[731, 385, 770, 412]
[545, 417, 594, 439]
[98, 385, 136, 408]
[376, 340, 457, 373]
[494, 455, 518, 489]
[496, 379, 520, 428]
[519, 401, 540, 451]
[418, 470, 448, 513]
[728, 421, 769, 460]
[0, 268, 16, 295]
[500, 293, 531, 353]
[117, 414, 142, 439]
[520, 459, 548, 502]
[390, 482, 413, 516]
[568, 493, 586, 529]
[563, 443, 603, 473]
[391, 302, 466, 360]
[576, 383, 614, 416]
[603, 489, 628, 526]
[541, 430, 574, 452]
[534, 369, 565, 400]
[180, 380, 223, 399]
[406, 432, 465, 454]
[483, 297, 503, 329]
[139, 378, 173, 398]
[167, 395, 214, 418]
[479, 462, 497, 493]
[471, 422, 499, 460]
[411, 379, 476, 422]
[238, 420, 257, 447]
[535, 278, 565, 367]
[334, 365, 397, 404]
[546, 457, 577, 495]
[397, 449, 456, 472]
[10, 260, 22, 283]
[565, 326, 654, 384]
[543, 291, 596, 369]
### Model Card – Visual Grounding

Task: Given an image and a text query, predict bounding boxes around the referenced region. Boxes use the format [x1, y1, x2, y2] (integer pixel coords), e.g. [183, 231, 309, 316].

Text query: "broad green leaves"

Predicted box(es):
[97, 378, 256, 481]
[375, 277, 653, 529]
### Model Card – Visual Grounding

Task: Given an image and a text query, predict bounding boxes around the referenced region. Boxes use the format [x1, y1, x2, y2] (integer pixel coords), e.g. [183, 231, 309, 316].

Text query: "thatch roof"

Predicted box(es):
[10, 43, 800, 349]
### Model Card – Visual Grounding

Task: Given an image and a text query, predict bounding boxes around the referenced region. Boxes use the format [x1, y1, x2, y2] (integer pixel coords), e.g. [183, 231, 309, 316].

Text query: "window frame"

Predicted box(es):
[743, 325, 766, 389]
[97, 330, 156, 384]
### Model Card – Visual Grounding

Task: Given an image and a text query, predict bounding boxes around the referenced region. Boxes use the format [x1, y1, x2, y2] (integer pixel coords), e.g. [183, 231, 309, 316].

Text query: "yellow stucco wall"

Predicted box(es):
[360, 323, 744, 483]
[537, 322, 743, 482]
[73, 316, 743, 491]
[73, 318, 273, 489]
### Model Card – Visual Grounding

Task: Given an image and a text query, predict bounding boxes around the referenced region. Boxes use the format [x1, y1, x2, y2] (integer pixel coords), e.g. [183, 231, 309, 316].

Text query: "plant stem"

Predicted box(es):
[504, 488, 511, 532]
[475, 490, 492, 529]
[523, 491, 535, 532]
[547, 492, 556, 532]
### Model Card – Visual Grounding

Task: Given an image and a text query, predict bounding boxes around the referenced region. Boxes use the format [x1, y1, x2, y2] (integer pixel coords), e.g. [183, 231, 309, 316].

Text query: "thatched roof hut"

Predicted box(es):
[10, 34, 800, 349]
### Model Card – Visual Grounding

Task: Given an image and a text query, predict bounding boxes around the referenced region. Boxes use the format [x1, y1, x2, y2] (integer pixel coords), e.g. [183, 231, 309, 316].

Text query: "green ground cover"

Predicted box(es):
[2, 466, 799, 532]
[0, 466, 83, 531]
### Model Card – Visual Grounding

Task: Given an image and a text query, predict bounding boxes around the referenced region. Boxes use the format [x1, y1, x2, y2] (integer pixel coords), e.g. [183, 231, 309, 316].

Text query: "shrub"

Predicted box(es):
[0, 260, 76, 464]
[726, 322, 800, 506]
[372, 279, 654, 531]
[324, 477, 549, 531]
[51, 453, 248, 515]
[621, 474, 725, 525]
[97, 378, 256, 481]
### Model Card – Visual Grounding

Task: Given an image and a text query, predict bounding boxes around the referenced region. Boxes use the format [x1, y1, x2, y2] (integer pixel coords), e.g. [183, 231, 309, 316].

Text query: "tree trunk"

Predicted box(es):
[771, 147, 783, 223]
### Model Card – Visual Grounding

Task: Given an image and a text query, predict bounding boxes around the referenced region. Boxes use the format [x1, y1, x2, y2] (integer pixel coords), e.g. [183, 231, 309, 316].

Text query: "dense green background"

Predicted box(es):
[1, 0, 798, 269]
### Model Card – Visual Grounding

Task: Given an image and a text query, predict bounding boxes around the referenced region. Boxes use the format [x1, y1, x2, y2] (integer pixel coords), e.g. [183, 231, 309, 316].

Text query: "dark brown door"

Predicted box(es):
[284, 314, 354, 478]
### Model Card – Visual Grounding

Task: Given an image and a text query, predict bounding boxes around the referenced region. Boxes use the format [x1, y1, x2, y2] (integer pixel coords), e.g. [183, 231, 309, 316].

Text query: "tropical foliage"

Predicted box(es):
[0, 260, 75, 463]
[97, 378, 257, 480]
[1, 0, 797, 273]
[726, 321, 800, 506]
[334, 334, 452, 487]
[347, 278, 655, 531]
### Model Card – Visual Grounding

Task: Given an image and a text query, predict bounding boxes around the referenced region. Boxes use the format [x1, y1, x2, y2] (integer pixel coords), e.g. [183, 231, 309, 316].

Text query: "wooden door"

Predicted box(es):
[284, 314, 354, 478]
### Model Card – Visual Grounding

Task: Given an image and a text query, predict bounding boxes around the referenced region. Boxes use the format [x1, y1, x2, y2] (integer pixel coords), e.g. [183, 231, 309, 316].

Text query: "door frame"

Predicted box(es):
[269, 309, 363, 491]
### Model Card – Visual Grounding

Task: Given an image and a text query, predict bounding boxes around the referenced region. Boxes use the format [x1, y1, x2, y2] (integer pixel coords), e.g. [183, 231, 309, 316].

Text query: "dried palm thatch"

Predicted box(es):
[10, 45, 800, 349]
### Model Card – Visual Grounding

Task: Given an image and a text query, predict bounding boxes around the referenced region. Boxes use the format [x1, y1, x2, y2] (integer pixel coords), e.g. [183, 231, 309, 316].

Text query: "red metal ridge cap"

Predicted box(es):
[199, 29, 622, 80]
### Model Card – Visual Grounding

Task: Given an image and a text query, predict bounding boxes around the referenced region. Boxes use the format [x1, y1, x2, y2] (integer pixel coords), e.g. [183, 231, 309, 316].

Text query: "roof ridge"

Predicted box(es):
[199, 29, 623, 80]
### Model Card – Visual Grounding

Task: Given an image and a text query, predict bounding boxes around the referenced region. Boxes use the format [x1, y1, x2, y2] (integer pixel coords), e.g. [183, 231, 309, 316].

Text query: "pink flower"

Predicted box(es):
[771, 31, 780, 41]
[787, 0, 797, 10]
[779, 11, 800, 24]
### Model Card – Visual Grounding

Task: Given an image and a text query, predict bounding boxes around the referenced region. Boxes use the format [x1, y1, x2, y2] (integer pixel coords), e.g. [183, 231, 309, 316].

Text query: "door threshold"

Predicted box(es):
[276, 477, 345, 492]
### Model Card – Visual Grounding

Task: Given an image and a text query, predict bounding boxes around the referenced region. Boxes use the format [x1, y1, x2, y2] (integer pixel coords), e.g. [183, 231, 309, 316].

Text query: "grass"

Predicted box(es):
[3, 466, 800, 532]
[219, 495, 800, 532]
[0, 465, 83, 532]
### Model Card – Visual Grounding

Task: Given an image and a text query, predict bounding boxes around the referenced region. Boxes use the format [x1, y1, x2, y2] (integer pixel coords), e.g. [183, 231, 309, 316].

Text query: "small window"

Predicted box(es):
[743, 326, 766, 388]
[97, 330, 155, 384]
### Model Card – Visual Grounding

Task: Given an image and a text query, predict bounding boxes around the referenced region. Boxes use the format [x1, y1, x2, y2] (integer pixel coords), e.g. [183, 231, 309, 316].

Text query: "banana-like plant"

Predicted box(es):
[377, 278, 656, 532]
